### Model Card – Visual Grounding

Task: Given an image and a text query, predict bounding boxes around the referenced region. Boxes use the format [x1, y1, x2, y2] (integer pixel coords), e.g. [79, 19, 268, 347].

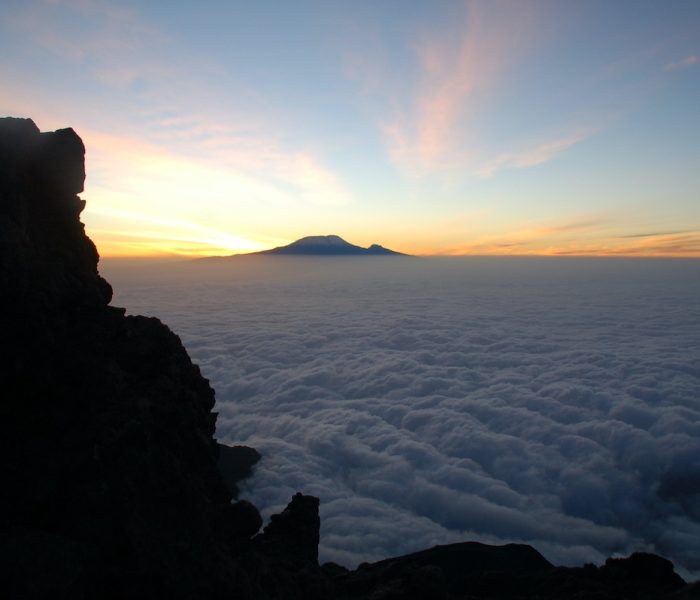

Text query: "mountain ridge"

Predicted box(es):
[249, 234, 406, 256]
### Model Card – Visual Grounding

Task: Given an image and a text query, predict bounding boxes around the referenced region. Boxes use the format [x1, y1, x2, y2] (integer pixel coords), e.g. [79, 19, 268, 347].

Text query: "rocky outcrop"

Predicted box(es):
[217, 443, 261, 499]
[255, 493, 321, 564]
[332, 547, 689, 600]
[1, 118, 695, 599]
[0, 117, 260, 598]
[244, 494, 332, 600]
[337, 542, 553, 598]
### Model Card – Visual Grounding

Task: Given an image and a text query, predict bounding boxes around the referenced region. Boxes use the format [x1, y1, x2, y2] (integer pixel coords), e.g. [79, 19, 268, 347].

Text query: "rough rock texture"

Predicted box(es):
[244, 494, 332, 600]
[1, 118, 696, 600]
[0, 117, 311, 599]
[332, 547, 691, 600]
[337, 542, 553, 598]
[217, 443, 261, 499]
[0, 117, 251, 598]
[255, 493, 321, 564]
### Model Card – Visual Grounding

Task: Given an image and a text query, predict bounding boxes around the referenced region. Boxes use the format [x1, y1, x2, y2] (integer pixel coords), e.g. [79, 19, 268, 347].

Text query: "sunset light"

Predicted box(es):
[1, 1, 698, 257]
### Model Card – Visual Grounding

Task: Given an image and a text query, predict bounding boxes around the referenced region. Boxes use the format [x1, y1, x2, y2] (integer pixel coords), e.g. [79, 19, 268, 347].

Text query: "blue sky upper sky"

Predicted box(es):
[1, 0, 699, 256]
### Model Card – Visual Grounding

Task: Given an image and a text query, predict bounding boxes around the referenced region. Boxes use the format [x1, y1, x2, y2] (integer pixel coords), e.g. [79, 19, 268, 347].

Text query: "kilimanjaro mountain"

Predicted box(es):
[252, 235, 405, 256]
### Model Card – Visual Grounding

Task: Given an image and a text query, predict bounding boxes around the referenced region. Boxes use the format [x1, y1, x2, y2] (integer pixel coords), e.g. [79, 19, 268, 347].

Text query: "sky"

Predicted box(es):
[1, 0, 699, 257]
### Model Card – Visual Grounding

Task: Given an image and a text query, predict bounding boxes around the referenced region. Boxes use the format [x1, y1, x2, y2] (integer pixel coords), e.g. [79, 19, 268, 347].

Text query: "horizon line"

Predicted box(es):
[98, 251, 700, 260]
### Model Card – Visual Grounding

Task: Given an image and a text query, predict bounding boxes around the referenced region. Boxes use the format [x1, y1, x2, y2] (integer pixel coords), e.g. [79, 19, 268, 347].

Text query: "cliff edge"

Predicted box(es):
[0, 117, 312, 599]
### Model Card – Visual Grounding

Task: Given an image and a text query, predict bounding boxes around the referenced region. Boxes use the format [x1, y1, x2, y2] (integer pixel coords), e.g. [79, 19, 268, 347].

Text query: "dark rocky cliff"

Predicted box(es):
[1, 118, 696, 599]
[0, 117, 315, 599]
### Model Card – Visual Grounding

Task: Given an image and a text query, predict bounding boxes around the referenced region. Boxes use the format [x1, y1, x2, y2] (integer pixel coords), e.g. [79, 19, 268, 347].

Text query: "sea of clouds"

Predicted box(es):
[103, 256, 700, 578]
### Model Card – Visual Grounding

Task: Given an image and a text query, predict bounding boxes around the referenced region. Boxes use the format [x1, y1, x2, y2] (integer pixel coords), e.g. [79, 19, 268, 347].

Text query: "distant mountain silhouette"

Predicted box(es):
[252, 235, 406, 256]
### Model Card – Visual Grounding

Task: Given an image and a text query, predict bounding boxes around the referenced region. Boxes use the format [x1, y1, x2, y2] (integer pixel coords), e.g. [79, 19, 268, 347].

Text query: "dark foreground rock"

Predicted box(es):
[1, 117, 244, 598]
[1, 118, 696, 599]
[0, 117, 299, 599]
[332, 545, 691, 600]
[217, 443, 261, 499]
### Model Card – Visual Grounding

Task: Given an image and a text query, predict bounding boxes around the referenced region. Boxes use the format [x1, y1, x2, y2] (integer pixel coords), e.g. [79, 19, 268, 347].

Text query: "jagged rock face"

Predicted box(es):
[0, 118, 246, 598]
[255, 493, 321, 564]
[217, 443, 262, 499]
[244, 494, 332, 600]
[0, 117, 112, 315]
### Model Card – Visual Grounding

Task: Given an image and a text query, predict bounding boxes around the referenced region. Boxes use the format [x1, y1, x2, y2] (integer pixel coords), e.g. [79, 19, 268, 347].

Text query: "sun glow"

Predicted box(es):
[4, 1, 696, 259]
[79, 129, 343, 256]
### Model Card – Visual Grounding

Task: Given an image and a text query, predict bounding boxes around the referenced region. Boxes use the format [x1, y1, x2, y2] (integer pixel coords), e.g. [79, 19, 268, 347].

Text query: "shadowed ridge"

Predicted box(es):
[366, 243, 400, 255]
[365, 541, 553, 574]
[341, 541, 553, 596]
[332, 547, 690, 599]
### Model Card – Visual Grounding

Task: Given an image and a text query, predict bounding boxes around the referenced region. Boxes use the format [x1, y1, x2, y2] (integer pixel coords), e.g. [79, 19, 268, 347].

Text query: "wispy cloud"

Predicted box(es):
[664, 55, 698, 71]
[475, 130, 594, 177]
[86, 206, 283, 257]
[6, 0, 168, 85]
[433, 217, 700, 257]
[78, 128, 351, 255]
[1, 0, 353, 256]
[381, 1, 535, 174]
[349, 1, 592, 179]
[618, 229, 696, 239]
[437, 216, 611, 256]
[600, 232, 700, 256]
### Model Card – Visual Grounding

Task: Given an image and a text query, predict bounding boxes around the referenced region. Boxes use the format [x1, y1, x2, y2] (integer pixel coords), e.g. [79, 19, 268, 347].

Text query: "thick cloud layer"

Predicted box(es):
[104, 257, 700, 578]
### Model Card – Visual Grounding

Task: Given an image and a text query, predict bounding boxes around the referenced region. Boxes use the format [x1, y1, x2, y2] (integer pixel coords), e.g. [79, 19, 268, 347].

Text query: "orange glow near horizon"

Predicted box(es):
[89, 226, 700, 259]
[73, 127, 700, 260]
[89, 230, 269, 258]
[3, 0, 699, 263]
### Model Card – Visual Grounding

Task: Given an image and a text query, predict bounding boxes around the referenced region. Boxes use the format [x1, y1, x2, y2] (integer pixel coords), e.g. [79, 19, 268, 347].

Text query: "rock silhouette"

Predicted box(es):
[1, 117, 695, 599]
[0, 117, 299, 598]
[217, 443, 261, 499]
